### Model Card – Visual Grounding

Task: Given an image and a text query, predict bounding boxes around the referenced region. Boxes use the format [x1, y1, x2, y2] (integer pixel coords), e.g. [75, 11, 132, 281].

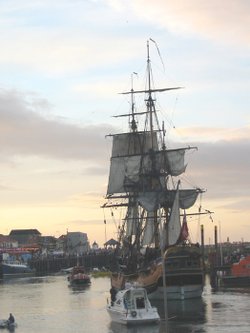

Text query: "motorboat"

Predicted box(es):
[67, 265, 91, 286]
[107, 286, 160, 325]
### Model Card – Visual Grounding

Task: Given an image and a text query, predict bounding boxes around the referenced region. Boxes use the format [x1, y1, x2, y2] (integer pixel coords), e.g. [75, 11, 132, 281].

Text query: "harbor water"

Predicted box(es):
[0, 275, 250, 333]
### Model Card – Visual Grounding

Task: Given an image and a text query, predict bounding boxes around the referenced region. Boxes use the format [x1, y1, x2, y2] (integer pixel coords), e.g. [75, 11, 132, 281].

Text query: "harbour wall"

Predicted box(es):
[29, 252, 115, 275]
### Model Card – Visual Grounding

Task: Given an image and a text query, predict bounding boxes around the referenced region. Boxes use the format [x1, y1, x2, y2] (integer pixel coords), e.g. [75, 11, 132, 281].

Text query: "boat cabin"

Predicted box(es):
[115, 287, 150, 311]
[107, 286, 160, 325]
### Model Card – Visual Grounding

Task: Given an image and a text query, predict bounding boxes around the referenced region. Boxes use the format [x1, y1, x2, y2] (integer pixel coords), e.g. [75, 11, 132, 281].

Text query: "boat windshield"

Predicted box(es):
[135, 296, 146, 309]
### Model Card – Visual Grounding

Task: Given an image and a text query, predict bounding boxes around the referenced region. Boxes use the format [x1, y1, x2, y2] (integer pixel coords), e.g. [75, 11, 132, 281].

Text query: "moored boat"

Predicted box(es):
[220, 255, 250, 287]
[1, 262, 36, 279]
[107, 286, 160, 325]
[67, 265, 91, 286]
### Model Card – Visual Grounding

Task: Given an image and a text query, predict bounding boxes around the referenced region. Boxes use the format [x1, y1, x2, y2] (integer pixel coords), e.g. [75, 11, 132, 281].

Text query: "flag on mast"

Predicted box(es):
[178, 211, 189, 242]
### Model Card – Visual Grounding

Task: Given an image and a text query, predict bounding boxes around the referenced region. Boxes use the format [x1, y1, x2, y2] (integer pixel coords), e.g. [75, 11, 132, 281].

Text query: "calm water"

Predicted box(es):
[0, 275, 250, 333]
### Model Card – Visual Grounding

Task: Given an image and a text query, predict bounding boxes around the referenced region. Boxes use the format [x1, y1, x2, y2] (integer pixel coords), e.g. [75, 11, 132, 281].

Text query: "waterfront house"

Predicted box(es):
[66, 232, 90, 255]
[39, 236, 57, 256]
[9, 229, 41, 247]
[104, 238, 119, 249]
[0, 234, 18, 250]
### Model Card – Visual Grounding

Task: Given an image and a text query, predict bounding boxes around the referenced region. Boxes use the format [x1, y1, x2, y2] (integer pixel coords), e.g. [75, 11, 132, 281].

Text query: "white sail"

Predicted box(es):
[155, 149, 187, 176]
[107, 155, 141, 194]
[138, 189, 200, 212]
[108, 132, 158, 194]
[126, 204, 139, 237]
[142, 212, 155, 246]
[168, 189, 181, 246]
[108, 139, 189, 194]
[111, 132, 158, 157]
[138, 192, 160, 212]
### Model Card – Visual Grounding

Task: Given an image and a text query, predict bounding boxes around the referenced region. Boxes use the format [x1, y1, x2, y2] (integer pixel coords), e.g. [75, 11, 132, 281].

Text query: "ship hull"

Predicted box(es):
[220, 276, 250, 288]
[111, 274, 203, 301]
[111, 245, 204, 301]
[148, 283, 203, 300]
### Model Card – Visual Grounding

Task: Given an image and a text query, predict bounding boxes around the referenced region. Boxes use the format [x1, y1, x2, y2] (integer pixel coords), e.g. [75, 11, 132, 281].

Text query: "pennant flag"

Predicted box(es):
[178, 212, 189, 242]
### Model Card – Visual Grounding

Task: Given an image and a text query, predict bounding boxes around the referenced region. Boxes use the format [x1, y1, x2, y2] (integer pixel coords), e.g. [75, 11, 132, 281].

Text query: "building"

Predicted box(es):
[0, 234, 18, 249]
[56, 235, 67, 253]
[9, 229, 41, 247]
[92, 241, 99, 251]
[39, 236, 57, 256]
[66, 232, 90, 255]
[104, 238, 119, 249]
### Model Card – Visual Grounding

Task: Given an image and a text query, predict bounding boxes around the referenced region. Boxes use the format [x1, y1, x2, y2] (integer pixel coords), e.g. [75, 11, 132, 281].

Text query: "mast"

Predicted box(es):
[147, 40, 160, 249]
[130, 72, 137, 133]
[146, 40, 154, 148]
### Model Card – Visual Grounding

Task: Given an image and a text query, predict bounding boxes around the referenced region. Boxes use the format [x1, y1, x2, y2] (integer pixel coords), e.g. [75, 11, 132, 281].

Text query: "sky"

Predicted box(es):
[0, 0, 249, 246]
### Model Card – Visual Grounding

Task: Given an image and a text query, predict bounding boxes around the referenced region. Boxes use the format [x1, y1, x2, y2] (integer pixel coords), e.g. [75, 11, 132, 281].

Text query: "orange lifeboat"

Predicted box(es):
[231, 255, 250, 277]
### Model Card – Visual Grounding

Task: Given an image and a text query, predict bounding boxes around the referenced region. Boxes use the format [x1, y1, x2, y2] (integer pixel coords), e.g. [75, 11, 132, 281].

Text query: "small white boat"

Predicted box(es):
[107, 287, 160, 325]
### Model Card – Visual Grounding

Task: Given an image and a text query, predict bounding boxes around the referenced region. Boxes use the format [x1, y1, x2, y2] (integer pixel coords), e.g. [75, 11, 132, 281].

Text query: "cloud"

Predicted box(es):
[0, 1, 142, 76]
[184, 136, 250, 203]
[129, 0, 250, 48]
[1, 0, 249, 80]
[65, 219, 105, 227]
[172, 126, 250, 143]
[218, 199, 250, 212]
[0, 88, 113, 162]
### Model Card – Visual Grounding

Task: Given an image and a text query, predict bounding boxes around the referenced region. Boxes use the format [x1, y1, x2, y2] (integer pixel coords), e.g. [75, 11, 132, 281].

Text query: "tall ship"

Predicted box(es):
[103, 40, 206, 300]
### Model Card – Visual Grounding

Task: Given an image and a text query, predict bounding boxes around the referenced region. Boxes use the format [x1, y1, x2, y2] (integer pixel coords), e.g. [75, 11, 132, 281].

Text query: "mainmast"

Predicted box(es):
[147, 40, 160, 249]
[146, 40, 154, 149]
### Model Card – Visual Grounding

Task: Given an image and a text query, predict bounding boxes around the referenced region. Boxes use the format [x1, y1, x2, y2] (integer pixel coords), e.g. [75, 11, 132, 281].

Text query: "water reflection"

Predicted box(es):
[0, 276, 55, 285]
[69, 284, 91, 294]
[167, 298, 206, 333]
[110, 322, 160, 333]
[153, 298, 207, 323]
